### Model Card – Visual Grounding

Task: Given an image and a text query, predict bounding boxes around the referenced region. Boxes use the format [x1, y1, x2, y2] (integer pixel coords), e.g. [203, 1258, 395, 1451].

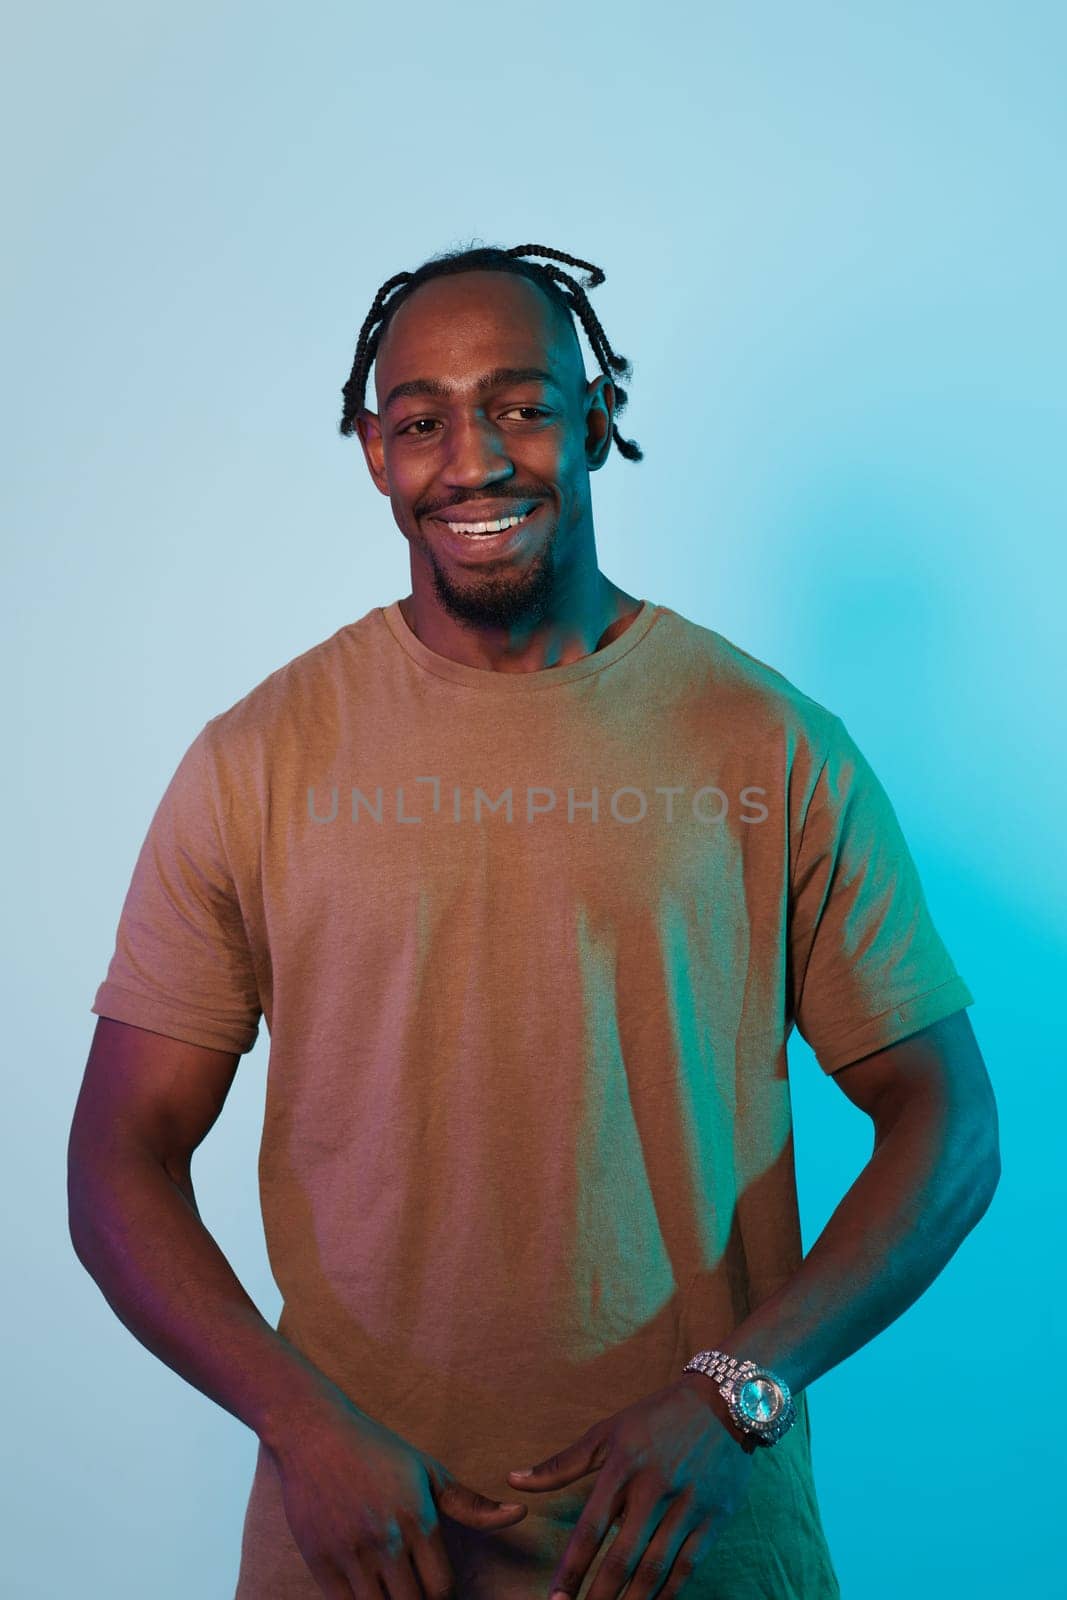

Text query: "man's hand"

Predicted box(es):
[267, 1378, 528, 1597]
[505, 1375, 757, 1600]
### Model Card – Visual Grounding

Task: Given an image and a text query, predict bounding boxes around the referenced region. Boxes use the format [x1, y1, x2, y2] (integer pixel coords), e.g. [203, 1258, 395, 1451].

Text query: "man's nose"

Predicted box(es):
[441, 412, 515, 487]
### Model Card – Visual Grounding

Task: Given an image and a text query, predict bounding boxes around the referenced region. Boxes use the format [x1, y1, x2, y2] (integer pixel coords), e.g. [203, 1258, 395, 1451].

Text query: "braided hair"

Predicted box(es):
[338, 242, 643, 462]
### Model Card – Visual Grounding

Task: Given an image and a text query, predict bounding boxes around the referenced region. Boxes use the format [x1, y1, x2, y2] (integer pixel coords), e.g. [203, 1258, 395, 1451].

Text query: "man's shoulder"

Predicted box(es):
[656, 603, 843, 753]
[200, 603, 385, 750]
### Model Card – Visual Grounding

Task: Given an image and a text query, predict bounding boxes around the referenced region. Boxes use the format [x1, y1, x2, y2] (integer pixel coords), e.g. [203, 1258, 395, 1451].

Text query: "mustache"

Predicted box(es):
[424, 495, 544, 517]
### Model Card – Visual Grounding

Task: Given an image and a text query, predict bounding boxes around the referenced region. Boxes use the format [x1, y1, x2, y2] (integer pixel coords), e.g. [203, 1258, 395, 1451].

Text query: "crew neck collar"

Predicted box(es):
[378, 598, 664, 692]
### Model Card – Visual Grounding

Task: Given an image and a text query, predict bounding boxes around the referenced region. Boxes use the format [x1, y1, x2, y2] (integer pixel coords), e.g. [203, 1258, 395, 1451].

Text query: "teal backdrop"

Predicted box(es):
[4, 3, 1063, 1595]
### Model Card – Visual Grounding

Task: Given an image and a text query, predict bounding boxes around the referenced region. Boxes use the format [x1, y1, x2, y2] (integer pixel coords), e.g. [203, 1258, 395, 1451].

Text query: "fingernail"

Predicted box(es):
[510, 1467, 534, 1477]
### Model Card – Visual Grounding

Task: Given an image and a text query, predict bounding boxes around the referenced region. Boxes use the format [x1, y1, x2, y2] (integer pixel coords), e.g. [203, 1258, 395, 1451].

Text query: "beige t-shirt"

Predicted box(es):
[91, 597, 973, 1598]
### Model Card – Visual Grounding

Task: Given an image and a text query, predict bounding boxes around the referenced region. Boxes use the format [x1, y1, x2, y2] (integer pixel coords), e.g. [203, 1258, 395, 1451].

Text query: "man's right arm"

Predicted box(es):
[66, 1016, 338, 1453]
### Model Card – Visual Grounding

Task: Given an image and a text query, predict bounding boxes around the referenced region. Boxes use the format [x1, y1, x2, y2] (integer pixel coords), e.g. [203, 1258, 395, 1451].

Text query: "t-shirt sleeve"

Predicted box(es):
[788, 715, 973, 1074]
[90, 720, 263, 1055]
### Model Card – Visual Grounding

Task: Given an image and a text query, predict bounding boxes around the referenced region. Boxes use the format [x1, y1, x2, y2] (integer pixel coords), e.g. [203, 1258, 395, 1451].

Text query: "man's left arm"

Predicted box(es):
[683, 1005, 1001, 1425]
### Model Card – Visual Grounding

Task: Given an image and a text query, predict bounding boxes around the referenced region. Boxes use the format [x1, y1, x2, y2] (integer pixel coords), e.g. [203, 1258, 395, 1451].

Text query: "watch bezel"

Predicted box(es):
[724, 1364, 795, 1444]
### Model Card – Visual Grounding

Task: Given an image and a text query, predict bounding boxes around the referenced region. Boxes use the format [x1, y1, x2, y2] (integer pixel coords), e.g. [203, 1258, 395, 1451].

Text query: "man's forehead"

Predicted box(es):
[373, 272, 583, 408]
[381, 365, 567, 415]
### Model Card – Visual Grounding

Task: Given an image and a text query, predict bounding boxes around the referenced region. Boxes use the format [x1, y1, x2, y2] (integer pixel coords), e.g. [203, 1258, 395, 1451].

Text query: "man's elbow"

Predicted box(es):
[959, 1104, 1001, 1226]
[914, 1091, 1002, 1236]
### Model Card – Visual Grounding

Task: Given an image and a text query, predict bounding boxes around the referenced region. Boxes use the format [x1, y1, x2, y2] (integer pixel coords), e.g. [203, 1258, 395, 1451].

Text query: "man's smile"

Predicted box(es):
[430, 500, 547, 559]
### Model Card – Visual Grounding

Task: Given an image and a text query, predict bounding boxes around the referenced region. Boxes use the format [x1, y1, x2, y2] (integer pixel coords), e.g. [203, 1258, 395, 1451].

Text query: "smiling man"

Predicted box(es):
[357, 254, 644, 660]
[72, 242, 999, 1600]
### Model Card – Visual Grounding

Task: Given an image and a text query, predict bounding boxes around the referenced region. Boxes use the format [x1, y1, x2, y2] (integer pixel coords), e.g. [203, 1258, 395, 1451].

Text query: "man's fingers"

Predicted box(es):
[337, 1546, 383, 1599]
[585, 1490, 691, 1600]
[547, 1480, 627, 1598]
[657, 1522, 717, 1600]
[376, 1548, 426, 1600]
[411, 1519, 460, 1599]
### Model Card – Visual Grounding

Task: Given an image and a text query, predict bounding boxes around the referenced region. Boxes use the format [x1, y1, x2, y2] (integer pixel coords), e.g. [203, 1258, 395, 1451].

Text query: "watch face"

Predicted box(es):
[738, 1375, 782, 1425]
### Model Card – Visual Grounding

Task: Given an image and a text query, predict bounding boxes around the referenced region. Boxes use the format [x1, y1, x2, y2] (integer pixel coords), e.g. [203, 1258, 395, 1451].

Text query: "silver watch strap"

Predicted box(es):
[682, 1348, 797, 1446]
[682, 1348, 755, 1388]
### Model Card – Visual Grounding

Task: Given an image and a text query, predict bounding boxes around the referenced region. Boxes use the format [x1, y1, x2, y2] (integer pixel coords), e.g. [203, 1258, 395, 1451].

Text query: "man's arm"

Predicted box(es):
[682, 1007, 1000, 1415]
[67, 1017, 340, 1451]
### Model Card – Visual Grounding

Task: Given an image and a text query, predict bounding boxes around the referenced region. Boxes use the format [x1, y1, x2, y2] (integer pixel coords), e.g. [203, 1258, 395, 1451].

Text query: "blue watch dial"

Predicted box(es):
[739, 1375, 782, 1424]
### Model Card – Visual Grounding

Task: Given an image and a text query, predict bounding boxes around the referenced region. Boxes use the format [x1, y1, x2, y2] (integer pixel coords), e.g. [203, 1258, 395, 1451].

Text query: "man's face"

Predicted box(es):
[356, 270, 614, 630]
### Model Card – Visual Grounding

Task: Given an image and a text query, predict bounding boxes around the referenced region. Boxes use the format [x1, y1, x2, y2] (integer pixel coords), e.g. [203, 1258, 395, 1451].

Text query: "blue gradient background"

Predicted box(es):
[5, 4, 1063, 1595]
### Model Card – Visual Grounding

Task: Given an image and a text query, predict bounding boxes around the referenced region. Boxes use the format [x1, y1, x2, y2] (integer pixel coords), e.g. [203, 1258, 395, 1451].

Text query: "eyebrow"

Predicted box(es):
[383, 366, 563, 414]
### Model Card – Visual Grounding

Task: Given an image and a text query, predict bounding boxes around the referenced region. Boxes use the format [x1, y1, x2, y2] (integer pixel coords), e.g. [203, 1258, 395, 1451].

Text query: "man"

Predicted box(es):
[68, 242, 1000, 1600]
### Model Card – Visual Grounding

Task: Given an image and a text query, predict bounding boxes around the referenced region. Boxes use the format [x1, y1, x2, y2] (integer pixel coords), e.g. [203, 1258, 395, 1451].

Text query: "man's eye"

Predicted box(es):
[398, 407, 549, 437]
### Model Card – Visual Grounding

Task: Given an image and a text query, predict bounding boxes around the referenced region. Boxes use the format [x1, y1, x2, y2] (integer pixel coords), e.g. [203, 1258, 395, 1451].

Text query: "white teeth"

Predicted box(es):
[445, 509, 532, 536]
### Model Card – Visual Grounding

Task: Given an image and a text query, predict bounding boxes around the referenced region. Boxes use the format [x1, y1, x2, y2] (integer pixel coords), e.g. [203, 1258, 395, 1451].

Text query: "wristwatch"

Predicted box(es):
[682, 1349, 797, 1448]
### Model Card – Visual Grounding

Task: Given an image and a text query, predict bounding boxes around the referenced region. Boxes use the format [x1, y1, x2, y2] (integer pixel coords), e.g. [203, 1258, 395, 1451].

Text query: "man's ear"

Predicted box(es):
[585, 377, 615, 473]
[354, 409, 390, 495]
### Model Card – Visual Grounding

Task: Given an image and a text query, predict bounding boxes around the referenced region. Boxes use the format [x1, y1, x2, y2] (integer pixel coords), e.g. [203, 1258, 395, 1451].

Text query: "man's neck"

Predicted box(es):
[396, 582, 644, 674]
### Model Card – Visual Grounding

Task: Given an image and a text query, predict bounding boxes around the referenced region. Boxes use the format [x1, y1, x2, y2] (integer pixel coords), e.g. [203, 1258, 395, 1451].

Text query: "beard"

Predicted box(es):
[414, 517, 559, 632]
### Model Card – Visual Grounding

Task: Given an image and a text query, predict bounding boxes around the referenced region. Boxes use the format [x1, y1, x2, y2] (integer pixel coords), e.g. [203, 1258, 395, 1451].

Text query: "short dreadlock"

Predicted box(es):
[338, 242, 643, 462]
